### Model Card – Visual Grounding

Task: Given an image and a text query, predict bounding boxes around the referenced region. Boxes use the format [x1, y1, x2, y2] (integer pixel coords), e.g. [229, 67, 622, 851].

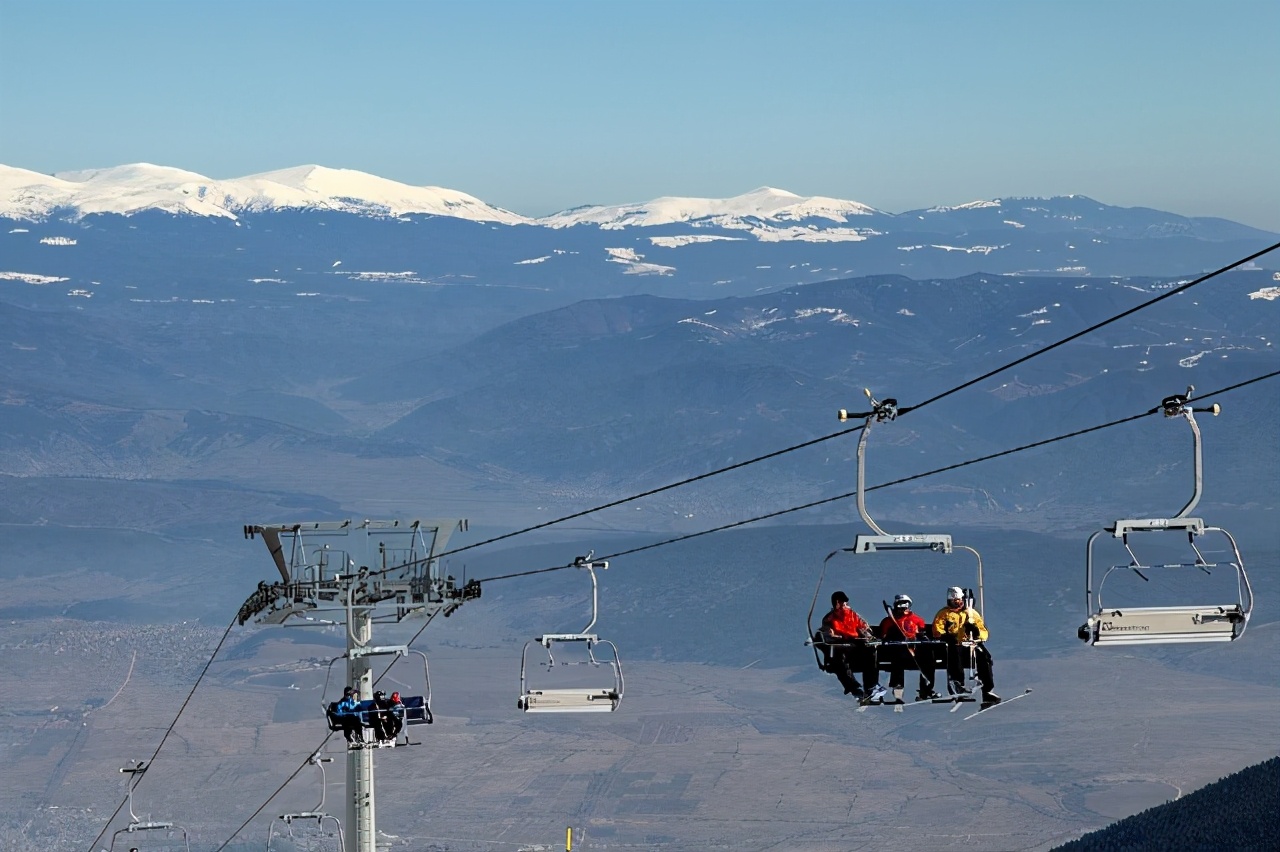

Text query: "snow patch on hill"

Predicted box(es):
[541, 187, 880, 229]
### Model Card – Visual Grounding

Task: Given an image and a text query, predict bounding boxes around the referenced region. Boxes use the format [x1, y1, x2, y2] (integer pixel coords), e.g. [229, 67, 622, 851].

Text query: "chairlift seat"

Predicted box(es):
[519, 634, 624, 713]
[401, 695, 431, 725]
[325, 695, 430, 731]
[518, 688, 621, 713]
[812, 633, 953, 673]
[1084, 604, 1247, 645]
[518, 558, 624, 713]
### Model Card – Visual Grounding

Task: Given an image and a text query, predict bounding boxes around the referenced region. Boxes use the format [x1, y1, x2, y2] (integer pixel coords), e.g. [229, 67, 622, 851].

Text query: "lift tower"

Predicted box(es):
[240, 519, 479, 852]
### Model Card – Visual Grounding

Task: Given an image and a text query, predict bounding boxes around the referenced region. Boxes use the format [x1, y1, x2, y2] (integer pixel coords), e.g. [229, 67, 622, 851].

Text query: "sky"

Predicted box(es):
[1, 0, 1277, 230]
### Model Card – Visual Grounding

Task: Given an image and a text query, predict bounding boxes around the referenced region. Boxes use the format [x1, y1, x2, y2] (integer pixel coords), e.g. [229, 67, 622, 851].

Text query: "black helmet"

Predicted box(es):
[831, 590, 849, 605]
[374, 690, 386, 700]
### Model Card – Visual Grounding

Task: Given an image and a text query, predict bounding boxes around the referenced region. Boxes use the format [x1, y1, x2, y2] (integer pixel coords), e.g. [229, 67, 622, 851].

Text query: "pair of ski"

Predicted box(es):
[348, 738, 399, 750]
[857, 687, 1033, 719]
[855, 687, 966, 713]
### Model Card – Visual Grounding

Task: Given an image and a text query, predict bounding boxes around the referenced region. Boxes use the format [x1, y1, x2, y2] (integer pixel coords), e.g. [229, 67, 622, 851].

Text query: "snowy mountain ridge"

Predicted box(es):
[538, 186, 882, 228]
[2, 162, 923, 229]
[0, 163, 532, 224]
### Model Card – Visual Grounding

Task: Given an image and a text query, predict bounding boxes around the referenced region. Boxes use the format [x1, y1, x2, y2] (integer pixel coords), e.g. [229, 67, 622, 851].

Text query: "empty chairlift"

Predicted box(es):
[266, 753, 344, 852]
[1080, 388, 1253, 646]
[108, 761, 191, 852]
[519, 555, 624, 713]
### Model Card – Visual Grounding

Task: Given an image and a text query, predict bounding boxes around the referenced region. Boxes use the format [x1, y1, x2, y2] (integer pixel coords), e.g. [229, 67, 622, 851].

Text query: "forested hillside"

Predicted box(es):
[1054, 756, 1279, 851]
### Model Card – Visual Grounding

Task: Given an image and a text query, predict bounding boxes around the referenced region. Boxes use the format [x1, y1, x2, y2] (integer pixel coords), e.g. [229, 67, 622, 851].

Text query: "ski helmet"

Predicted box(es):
[946, 586, 965, 601]
[831, 590, 849, 605]
[893, 594, 912, 608]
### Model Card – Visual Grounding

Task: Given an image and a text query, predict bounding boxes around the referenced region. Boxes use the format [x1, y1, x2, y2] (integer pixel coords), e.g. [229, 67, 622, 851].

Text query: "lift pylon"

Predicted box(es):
[241, 519, 479, 852]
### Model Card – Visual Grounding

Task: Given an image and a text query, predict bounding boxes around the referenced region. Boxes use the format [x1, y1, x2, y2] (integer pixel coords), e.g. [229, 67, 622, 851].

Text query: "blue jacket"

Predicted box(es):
[336, 696, 360, 717]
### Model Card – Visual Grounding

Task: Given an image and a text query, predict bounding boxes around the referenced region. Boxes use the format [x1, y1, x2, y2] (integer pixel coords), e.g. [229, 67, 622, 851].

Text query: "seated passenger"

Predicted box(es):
[820, 591, 884, 703]
[370, 690, 396, 742]
[931, 586, 1000, 705]
[335, 687, 364, 745]
[878, 593, 940, 701]
[382, 691, 405, 738]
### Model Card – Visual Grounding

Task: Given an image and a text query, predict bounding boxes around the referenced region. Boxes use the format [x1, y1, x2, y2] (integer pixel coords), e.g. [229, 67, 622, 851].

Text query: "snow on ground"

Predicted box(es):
[606, 247, 675, 276]
[649, 235, 745, 248]
[0, 271, 69, 284]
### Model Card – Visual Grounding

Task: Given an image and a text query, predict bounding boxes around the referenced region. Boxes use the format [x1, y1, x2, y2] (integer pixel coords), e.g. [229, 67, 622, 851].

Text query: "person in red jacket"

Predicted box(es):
[819, 591, 883, 701]
[878, 594, 941, 702]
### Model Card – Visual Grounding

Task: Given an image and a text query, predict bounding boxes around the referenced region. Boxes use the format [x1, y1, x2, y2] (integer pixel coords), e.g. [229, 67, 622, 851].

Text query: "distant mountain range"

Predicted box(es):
[3, 162, 1275, 239]
[2, 161, 1277, 533]
[4, 163, 1277, 303]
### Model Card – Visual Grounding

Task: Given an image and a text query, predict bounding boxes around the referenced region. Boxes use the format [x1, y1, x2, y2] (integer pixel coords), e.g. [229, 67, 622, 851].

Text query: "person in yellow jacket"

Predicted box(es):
[932, 586, 1000, 705]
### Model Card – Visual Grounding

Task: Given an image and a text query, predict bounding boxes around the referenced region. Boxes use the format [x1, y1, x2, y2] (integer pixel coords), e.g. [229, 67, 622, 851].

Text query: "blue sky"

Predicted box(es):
[1, 0, 1277, 229]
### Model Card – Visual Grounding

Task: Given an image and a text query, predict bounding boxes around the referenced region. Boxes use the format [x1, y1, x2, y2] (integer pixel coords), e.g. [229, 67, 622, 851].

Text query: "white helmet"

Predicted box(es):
[946, 586, 965, 601]
[893, 594, 912, 608]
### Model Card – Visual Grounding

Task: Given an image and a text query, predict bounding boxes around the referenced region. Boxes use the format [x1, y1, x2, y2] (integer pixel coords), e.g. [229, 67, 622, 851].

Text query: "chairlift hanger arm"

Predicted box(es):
[842, 388, 900, 537]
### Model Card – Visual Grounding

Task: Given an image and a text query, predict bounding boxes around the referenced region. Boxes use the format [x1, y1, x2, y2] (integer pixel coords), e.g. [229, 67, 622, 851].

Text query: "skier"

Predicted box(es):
[878, 593, 941, 702]
[932, 586, 1000, 705]
[820, 591, 884, 703]
[335, 686, 365, 746]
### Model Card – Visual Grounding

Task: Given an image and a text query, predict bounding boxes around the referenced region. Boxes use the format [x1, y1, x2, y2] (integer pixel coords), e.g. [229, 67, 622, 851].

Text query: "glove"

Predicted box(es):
[965, 623, 980, 638]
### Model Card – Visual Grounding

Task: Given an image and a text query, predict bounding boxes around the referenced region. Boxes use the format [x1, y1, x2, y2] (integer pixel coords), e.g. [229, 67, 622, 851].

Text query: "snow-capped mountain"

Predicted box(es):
[538, 186, 881, 228]
[0, 163, 531, 224]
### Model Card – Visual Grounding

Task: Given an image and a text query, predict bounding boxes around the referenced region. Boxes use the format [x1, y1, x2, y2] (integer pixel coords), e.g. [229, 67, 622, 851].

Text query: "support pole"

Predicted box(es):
[346, 600, 376, 852]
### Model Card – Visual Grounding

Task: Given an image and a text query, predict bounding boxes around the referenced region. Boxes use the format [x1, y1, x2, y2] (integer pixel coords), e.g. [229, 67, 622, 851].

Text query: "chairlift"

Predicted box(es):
[806, 390, 987, 702]
[266, 752, 344, 852]
[1080, 388, 1253, 645]
[108, 761, 191, 852]
[321, 646, 432, 748]
[518, 554, 624, 713]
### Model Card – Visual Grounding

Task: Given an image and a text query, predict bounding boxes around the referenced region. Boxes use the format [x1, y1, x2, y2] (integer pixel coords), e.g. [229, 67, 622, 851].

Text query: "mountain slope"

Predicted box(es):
[1052, 756, 1279, 851]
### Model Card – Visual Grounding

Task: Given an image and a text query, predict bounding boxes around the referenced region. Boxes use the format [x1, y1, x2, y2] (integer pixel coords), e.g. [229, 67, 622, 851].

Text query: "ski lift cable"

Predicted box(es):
[372, 422, 866, 571]
[85, 617, 238, 852]
[416, 241, 1279, 572]
[477, 369, 1279, 582]
[210, 736, 329, 852]
[897, 240, 1280, 417]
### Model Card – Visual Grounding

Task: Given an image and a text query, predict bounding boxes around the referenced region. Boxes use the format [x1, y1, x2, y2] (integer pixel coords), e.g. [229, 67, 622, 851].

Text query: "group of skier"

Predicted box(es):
[819, 586, 1000, 707]
[334, 687, 406, 747]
